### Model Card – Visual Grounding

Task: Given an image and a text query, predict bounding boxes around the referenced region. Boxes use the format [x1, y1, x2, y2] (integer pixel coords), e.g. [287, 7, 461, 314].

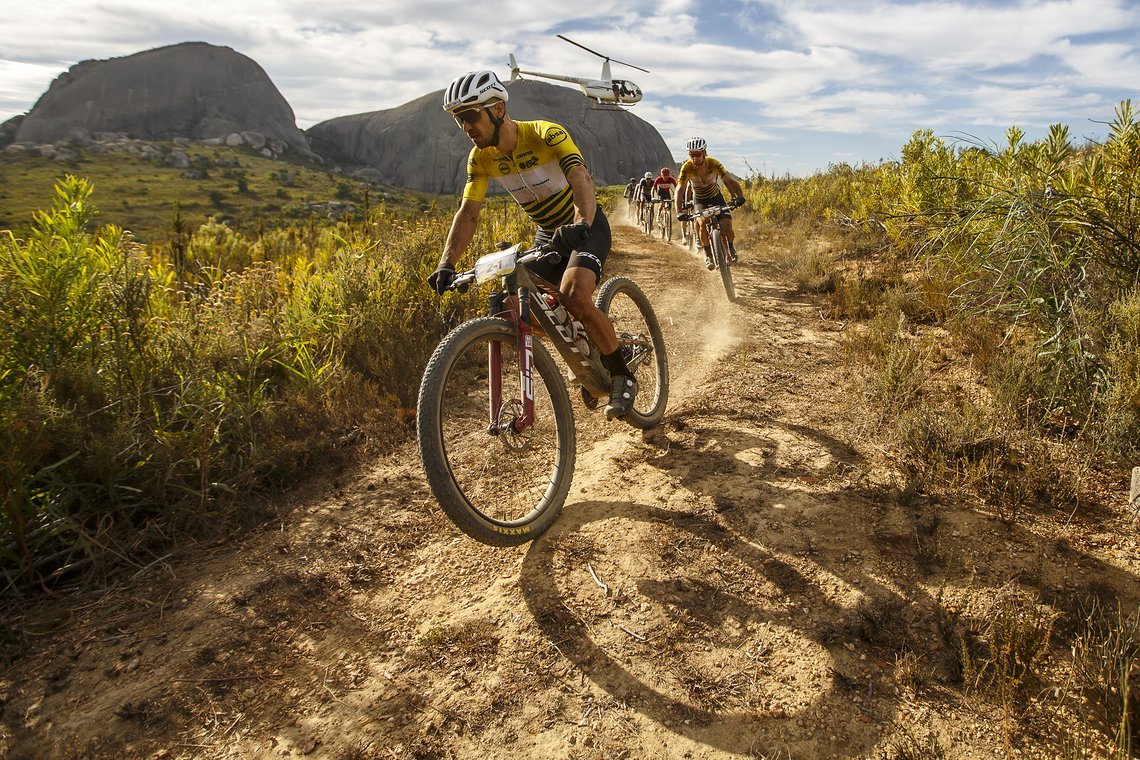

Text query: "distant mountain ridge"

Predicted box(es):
[5, 42, 676, 192]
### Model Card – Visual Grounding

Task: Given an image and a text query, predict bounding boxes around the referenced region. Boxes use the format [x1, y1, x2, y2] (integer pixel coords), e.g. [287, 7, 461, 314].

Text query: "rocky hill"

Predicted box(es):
[6, 45, 675, 192]
[12, 42, 312, 157]
[306, 79, 675, 193]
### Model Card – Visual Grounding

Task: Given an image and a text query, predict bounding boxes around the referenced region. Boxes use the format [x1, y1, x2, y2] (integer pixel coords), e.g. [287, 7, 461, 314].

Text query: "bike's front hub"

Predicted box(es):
[491, 399, 533, 451]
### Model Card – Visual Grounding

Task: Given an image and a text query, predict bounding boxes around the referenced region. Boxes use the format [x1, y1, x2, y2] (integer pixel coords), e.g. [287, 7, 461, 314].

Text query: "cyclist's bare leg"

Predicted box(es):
[722, 216, 736, 244]
[697, 222, 710, 248]
[561, 266, 618, 354]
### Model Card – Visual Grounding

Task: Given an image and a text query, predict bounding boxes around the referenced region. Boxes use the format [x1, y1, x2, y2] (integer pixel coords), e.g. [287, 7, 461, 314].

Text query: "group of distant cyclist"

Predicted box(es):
[623, 137, 747, 270]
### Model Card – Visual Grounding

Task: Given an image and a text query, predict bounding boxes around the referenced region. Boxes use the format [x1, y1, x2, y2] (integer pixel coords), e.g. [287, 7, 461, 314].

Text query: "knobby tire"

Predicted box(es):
[710, 228, 737, 302]
[594, 277, 669, 429]
[417, 317, 576, 546]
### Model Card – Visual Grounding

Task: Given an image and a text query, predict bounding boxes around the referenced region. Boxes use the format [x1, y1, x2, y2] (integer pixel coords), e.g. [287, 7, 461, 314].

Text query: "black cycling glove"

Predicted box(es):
[428, 262, 456, 294]
[732, 196, 746, 208]
[550, 221, 591, 254]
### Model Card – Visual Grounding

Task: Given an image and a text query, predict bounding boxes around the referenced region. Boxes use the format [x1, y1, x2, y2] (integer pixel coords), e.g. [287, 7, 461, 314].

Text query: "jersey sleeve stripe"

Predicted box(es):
[558, 154, 585, 175]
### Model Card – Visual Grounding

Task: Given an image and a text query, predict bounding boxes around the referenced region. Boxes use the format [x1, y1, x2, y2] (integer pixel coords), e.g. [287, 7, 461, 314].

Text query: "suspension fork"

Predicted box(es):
[485, 288, 535, 435]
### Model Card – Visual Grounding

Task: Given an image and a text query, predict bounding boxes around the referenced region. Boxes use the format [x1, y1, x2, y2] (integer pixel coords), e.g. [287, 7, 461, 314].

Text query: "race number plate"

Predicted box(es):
[474, 246, 520, 284]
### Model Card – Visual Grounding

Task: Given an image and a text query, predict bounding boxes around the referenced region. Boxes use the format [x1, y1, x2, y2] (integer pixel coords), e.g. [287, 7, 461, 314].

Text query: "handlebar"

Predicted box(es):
[676, 204, 733, 223]
[446, 244, 563, 293]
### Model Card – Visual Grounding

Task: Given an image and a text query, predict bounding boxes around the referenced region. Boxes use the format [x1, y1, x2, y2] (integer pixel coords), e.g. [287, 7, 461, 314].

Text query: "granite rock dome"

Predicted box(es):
[306, 79, 675, 194]
[14, 42, 312, 155]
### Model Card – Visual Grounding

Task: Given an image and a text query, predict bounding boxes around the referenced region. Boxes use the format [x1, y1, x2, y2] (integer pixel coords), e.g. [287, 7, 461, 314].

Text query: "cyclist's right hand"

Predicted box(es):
[428, 262, 456, 294]
[551, 221, 590, 254]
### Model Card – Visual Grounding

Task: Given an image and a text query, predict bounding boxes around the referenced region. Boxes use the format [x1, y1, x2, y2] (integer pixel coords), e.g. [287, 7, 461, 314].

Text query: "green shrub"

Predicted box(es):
[0, 176, 530, 594]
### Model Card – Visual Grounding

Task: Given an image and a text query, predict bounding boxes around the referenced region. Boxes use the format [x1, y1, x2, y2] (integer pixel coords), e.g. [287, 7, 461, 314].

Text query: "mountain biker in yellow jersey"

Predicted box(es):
[676, 137, 746, 270]
[428, 70, 637, 419]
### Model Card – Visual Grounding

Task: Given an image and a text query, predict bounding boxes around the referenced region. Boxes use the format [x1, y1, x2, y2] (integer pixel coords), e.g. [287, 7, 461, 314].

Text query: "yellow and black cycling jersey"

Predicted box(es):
[461, 119, 586, 232]
[678, 156, 734, 201]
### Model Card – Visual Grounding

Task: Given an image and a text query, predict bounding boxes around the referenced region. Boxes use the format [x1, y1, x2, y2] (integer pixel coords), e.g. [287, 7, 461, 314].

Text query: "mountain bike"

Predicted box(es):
[679, 203, 737, 302]
[641, 199, 656, 235]
[417, 242, 669, 546]
[656, 198, 673, 242]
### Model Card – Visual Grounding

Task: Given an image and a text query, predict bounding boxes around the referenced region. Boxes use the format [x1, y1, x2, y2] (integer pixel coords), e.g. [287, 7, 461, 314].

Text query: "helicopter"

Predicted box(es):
[508, 34, 648, 107]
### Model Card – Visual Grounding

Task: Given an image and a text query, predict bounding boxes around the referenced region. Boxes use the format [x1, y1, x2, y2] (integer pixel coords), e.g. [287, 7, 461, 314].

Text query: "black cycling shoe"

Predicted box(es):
[728, 243, 738, 263]
[704, 255, 715, 270]
[605, 374, 638, 420]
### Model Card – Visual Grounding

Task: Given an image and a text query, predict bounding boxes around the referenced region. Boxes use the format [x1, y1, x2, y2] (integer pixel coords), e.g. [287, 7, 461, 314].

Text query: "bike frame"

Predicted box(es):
[684, 204, 734, 244]
[450, 245, 612, 436]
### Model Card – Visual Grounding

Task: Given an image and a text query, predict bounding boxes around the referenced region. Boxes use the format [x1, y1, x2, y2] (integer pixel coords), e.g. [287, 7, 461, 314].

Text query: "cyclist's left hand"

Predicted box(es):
[732, 196, 747, 208]
[551, 221, 591, 254]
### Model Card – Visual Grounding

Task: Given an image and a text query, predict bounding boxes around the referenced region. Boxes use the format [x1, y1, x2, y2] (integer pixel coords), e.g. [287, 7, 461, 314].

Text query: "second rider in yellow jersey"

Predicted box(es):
[676, 137, 746, 270]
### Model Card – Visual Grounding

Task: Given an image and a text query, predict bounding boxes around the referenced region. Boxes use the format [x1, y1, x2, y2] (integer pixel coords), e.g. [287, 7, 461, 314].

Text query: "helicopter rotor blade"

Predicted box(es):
[556, 34, 650, 74]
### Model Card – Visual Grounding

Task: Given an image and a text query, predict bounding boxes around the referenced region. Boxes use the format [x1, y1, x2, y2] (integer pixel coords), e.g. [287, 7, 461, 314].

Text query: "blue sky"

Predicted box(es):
[1, 0, 1137, 177]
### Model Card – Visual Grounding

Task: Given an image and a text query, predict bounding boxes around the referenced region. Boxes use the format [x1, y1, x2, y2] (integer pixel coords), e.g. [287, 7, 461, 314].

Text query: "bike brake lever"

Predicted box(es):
[540, 248, 565, 265]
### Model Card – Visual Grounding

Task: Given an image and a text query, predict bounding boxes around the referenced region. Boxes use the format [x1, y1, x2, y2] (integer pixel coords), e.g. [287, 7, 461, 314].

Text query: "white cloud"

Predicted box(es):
[0, 61, 65, 117]
[774, 0, 1139, 68]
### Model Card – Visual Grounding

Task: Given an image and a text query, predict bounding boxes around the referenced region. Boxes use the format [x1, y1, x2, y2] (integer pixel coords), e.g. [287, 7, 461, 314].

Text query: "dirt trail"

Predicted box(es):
[2, 219, 1136, 759]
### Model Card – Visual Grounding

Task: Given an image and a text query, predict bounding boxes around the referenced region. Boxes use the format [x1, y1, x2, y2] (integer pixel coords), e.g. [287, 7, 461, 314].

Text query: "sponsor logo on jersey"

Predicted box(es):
[498, 162, 511, 175]
[544, 128, 567, 146]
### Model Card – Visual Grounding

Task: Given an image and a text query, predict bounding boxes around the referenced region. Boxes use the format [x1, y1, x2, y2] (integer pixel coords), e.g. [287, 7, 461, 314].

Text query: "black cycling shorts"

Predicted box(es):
[694, 191, 732, 220]
[529, 207, 611, 285]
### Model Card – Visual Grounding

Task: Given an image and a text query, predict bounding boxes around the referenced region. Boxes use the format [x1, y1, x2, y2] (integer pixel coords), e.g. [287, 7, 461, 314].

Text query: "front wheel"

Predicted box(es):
[595, 277, 669, 429]
[662, 209, 673, 242]
[417, 317, 576, 546]
[710, 228, 737, 302]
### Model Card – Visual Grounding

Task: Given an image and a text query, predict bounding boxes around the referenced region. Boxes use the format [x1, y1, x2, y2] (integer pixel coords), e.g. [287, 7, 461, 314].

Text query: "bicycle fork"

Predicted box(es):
[486, 289, 536, 437]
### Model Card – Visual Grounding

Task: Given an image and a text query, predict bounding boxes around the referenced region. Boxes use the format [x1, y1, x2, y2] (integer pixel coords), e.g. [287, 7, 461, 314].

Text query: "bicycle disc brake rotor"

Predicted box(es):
[496, 399, 533, 452]
[619, 334, 649, 371]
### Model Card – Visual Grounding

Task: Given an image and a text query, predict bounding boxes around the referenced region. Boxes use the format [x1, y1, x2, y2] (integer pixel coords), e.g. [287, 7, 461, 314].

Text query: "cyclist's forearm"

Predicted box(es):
[441, 200, 482, 266]
[566, 165, 596, 226]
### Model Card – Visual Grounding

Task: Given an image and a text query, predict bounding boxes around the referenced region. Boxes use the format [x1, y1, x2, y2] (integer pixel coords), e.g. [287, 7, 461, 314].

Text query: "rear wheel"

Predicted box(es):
[417, 317, 576, 546]
[595, 277, 669, 429]
[710, 228, 737, 302]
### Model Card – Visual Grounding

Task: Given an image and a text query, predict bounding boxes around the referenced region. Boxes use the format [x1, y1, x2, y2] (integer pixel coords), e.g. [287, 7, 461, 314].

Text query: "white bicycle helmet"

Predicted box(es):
[644, 171, 653, 179]
[443, 70, 509, 113]
[686, 136, 707, 152]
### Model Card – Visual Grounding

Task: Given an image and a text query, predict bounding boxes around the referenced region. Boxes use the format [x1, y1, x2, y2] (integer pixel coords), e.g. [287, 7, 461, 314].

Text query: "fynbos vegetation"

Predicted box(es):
[0, 175, 531, 593]
[746, 99, 1140, 756]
